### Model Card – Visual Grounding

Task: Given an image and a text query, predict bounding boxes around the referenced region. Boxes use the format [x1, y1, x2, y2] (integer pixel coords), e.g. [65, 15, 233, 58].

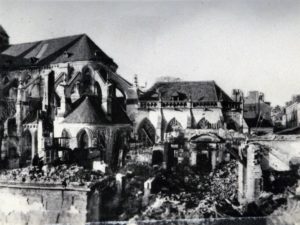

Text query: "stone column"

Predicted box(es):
[42, 74, 48, 112]
[57, 82, 67, 117]
[101, 84, 112, 121]
[156, 115, 162, 142]
[211, 149, 217, 170]
[16, 79, 24, 136]
[238, 161, 245, 203]
[245, 144, 262, 203]
[31, 131, 37, 159]
[190, 143, 197, 166]
[37, 120, 45, 158]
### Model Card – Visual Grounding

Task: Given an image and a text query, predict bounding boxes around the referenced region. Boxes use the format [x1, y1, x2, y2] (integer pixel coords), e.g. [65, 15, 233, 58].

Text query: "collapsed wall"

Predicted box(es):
[0, 180, 117, 225]
[0, 183, 89, 225]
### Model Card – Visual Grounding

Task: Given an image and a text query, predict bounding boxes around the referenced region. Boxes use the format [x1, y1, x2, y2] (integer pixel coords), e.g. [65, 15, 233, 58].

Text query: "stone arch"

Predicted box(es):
[70, 81, 81, 103]
[29, 83, 41, 98]
[77, 128, 92, 149]
[8, 144, 18, 159]
[227, 119, 239, 131]
[61, 129, 71, 148]
[94, 129, 107, 149]
[82, 65, 95, 77]
[79, 66, 94, 96]
[166, 118, 183, 133]
[116, 87, 126, 98]
[96, 64, 132, 99]
[94, 81, 102, 99]
[197, 118, 211, 129]
[8, 86, 17, 100]
[2, 76, 9, 84]
[48, 71, 55, 101]
[152, 150, 163, 165]
[21, 129, 32, 165]
[55, 82, 65, 98]
[99, 67, 108, 82]
[54, 72, 67, 89]
[115, 86, 126, 109]
[137, 118, 156, 147]
[7, 117, 16, 137]
[24, 73, 31, 83]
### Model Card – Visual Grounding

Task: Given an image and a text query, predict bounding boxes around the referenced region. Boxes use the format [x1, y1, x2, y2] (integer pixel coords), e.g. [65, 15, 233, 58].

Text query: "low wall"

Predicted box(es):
[0, 182, 89, 225]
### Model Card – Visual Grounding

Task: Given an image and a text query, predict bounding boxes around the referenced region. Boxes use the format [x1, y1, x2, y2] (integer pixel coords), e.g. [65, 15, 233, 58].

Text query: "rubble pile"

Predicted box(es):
[0, 164, 107, 187]
[117, 162, 155, 220]
[137, 160, 240, 220]
[207, 160, 239, 202]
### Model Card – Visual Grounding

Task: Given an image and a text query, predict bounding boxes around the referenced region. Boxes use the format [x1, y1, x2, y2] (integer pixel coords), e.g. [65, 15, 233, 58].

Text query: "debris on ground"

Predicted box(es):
[0, 164, 106, 187]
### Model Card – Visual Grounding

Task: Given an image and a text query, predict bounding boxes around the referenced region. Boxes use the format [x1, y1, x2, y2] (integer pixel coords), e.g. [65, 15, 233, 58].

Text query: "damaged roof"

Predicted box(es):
[139, 81, 233, 102]
[0, 34, 117, 69]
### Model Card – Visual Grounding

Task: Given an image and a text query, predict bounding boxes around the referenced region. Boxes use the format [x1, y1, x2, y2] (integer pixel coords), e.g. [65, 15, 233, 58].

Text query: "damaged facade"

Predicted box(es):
[0, 25, 246, 170]
[0, 24, 298, 225]
[133, 81, 244, 145]
[238, 135, 300, 203]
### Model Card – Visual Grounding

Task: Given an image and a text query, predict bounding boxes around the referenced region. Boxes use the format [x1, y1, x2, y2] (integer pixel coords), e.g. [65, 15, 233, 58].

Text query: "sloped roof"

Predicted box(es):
[0, 25, 9, 37]
[112, 99, 132, 124]
[63, 95, 131, 124]
[0, 34, 116, 69]
[139, 81, 233, 102]
[63, 95, 109, 124]
[23, 110, 38, 124]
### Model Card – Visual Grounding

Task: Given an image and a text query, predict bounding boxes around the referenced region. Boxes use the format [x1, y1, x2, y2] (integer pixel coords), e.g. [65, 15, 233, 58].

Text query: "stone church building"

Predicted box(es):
[132, 81, 245, 146]
[0, 26, 135, 168]
[0, 25, 244, 168]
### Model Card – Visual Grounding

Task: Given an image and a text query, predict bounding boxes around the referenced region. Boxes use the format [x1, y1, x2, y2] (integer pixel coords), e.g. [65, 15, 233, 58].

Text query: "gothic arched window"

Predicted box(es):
[137, 118, 156, 147]
[197, 118, 211, 129]
[166, 118, 182, 133]
[77, 130, 89, 149]
[61, 129, 70, 148]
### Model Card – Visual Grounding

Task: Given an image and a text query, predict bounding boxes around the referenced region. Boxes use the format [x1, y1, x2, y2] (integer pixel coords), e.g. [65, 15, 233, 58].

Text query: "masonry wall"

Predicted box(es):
[0, 183, 89, 225]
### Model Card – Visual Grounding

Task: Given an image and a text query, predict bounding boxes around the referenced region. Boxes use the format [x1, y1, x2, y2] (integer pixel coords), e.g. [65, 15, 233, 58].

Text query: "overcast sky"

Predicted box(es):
[1, 0, 300, 106]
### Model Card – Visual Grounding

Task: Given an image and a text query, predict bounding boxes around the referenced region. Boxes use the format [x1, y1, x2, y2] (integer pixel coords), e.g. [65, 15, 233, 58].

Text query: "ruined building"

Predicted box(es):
[132, 81, 245, 146]
[243, 91, 273, 134]
[0, 25, 247, 169]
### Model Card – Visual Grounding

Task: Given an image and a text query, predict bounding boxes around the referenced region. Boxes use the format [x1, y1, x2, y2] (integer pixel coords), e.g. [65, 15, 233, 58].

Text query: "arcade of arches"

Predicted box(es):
[77, 130, 90, 149]
[61, 129, 70, 148]
[136, 117, 229, 147]
[137, 118, 156, 147]
[166, 118, 183, 133]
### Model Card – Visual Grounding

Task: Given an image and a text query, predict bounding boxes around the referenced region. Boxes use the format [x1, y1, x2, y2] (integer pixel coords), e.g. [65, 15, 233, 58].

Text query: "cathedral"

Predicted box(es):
[0, 26, 135, 169]
[0, 25, 244, 169]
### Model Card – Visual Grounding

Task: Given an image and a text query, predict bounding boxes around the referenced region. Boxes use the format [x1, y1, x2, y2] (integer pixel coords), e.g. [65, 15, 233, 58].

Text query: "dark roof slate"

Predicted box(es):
[63, 95, 109, 124]
[23, 110, 38, 124]
[62, 95, 131, 125]
[139, 81, 232, 102]
[0, 34, 116, 69]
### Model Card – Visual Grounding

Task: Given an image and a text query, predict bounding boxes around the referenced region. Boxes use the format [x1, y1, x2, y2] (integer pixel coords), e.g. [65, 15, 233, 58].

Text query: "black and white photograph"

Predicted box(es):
[0, 0, 300, 224]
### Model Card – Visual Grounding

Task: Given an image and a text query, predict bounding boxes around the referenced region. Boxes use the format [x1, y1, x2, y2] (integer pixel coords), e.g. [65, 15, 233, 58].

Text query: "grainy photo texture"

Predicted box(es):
[0, 0, 299, 224]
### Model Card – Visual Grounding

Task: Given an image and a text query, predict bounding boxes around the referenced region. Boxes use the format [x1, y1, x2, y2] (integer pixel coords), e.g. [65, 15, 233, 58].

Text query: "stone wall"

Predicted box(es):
[0, 183, 89, 225]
